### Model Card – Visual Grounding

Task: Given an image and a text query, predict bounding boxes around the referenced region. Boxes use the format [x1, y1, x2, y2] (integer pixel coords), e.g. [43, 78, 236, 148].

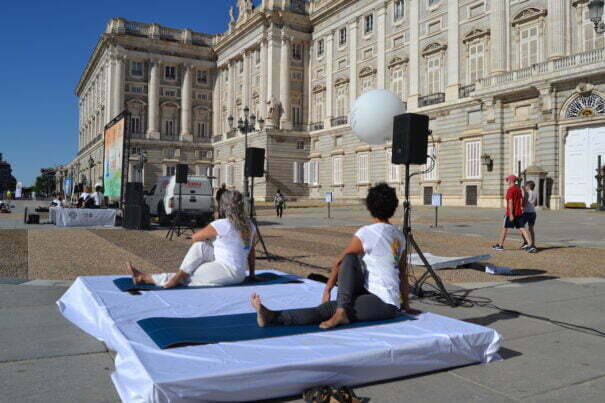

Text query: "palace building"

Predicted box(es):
[67, 0, 605, 209]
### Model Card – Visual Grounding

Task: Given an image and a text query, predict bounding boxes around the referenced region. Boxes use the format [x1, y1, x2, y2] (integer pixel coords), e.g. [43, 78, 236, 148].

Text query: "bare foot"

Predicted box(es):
[126, 262, 145, 284]
[319, 308, 350, 329]
[250, 293, 275, 328]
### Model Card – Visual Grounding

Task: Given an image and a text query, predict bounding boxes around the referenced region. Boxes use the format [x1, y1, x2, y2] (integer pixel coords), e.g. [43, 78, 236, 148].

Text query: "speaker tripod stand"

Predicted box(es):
[248, 177, 273, 260]
[166, 183, 195, 241]
[401, 163, 456, 307]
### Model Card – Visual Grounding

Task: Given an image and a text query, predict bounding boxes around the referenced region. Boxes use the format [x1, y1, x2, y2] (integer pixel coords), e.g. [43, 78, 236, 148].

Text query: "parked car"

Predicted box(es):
[144, 176, 214, 226]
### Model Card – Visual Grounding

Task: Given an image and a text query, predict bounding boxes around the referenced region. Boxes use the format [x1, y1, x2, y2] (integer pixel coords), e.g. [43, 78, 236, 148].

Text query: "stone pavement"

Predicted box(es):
[1, 277, 604, 402]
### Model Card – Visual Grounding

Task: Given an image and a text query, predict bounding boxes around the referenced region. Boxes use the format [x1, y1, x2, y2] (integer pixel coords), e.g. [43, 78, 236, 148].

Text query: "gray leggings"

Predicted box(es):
[274, 254, 399, 325]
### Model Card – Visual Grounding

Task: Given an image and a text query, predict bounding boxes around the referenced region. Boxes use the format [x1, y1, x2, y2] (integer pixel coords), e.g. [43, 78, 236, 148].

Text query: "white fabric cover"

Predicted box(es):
[57, 271, 501, 403]
[53, 208, 116, 227]
[408, 253, 492, 270]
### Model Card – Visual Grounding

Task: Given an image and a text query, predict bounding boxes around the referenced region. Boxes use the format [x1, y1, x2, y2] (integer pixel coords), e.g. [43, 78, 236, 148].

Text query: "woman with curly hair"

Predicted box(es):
[128, 190, 256, 288]
[251, 183, 420, 329]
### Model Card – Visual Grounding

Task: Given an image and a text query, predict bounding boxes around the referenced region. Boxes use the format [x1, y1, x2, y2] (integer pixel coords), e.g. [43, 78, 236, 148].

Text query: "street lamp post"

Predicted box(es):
[227, 106, 265, 208]
[589, 0, 605, 33]
[88, 156, 95, 188]
[137, 151, 148, 183]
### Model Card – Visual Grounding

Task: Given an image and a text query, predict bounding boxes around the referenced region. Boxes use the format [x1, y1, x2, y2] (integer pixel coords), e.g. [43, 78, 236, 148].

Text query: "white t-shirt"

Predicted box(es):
[210, 219, 256, 276]
[92, 192, 103, 206]
[79, 192, 90, 201]
[524, 190, 537, 213]
[354, 223, 406, 307]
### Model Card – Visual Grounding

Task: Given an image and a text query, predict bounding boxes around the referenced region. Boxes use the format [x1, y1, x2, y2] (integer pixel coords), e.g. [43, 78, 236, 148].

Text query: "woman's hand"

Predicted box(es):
[321, 286, 332, 304]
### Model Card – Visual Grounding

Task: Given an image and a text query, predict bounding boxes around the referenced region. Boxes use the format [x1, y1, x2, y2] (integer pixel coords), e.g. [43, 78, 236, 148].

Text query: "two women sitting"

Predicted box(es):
[129, 184, 418, 330]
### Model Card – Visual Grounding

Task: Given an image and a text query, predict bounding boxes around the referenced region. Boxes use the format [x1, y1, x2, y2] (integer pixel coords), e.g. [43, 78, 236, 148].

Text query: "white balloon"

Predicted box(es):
[349, 89, 405, 145]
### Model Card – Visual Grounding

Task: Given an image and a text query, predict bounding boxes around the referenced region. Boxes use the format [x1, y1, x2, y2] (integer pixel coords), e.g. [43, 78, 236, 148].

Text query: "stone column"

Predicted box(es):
[180, 64, 193, 142]
[446, 0, 460, 102]
[104, 61, 112, 124]
[147, 59, 161, 139]
[243, 50, 250, 109]
[408, 0, 420, 110]
[490, 0, 507, 75]
[349, 18, 358, 106]
[260, 38, 269, 120]
[213, 68, 221, 136]
[548, 0, 566, 60]
[376, 6, 387, 89]
[325, 30, 334, 127]
[267, 29, 281, 105]
[112, 56, 125, 117]
[280, 34, 292, 129]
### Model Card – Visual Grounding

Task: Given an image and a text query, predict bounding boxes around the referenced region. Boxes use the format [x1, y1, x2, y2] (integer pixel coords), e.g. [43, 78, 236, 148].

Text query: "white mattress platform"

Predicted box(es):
[57, 270, 501, 403]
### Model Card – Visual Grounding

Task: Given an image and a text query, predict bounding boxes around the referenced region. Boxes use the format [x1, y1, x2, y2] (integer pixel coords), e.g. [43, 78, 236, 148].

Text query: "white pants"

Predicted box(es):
[151, 241, 246, 287]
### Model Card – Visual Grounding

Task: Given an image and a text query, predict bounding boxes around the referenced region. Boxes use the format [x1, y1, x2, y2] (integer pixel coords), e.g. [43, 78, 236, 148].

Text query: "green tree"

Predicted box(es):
[33, 174, 55, 196]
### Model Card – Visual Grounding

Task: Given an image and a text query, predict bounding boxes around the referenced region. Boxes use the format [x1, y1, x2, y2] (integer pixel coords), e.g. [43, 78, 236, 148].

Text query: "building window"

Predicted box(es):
[256, 49, 261, 64]
[212, 166, 220, 187]
[583, 8, 605, 51]
[513, 134, 532, 174]
[313, 139, 320, 151]
[166, 166, 176, 176]
[390, 68, 405, 100]
[465, 141, 481, 179]
[129, 116, 142, 134]
[226, 164, 235, 187]
[131, 61, 143, 76]
[519, 25, 539, 68]
[317, 39, 325, 58]
[364, 14, 374, 35]
[394, 0, 404, 21]
[424, 143, 438, 180]
[292, 43, 303, 61]
[333, 157, 343, 185]
[293, 161, 304, 183]
[468, 41, 485, 83]
[197, 70, 208, 84]
[334, 135, 343, 147]
[296, 140, 305, 150]
[428, 20, 441, 34]
[335, 85, 349, 118]
[357, 153, 369, 184]
[164, 66, 176, 80]
[313, 92, 325, 123]
[303, 161, 319, 185]
[292, 106, 302, 125]
[197, 122, 207, 137]
[468, 2, 484, 18]
[386, 149, 399, 182]
[428, 0, 441, 7]
[339, 28, 347, 46]
[165, 120, 176, 135]
[427, 55, 442, 94]
[361, 76, 374, 94]
[363, 48, 374, 59]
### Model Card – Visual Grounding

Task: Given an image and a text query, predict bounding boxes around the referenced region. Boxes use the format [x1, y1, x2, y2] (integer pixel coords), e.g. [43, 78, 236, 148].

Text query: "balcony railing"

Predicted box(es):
[459, 84, 475, 98]
[419, 93, 445, 107]
[193, 136, 211, 143]
[331, 116, 348, 127]
[213, 135, 223, 142]
[292, 124, 304, 131]
[226, 129, 237, 139]
[160, 133, 177, 141]
[476, 48, 605, 91]
[129, 132, 146, 139]
[107, 18, 214, 47]
[310, 122, 324, 131]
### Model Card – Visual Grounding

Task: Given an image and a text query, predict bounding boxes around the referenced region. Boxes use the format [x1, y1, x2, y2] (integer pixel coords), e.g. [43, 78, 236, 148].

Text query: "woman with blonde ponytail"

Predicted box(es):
[127, 190, 256, 288]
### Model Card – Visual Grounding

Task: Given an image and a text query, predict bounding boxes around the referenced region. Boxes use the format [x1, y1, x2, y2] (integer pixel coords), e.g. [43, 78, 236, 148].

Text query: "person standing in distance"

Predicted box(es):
[520, 181, 538, 251]
[493, 175, 535, 252]
[215, 183, 227, 219]
[273, 189, 285, 218]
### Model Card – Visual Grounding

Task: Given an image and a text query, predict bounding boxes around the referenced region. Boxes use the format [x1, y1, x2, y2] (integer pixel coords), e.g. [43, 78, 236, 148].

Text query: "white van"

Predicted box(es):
[144, 176, 214, 226]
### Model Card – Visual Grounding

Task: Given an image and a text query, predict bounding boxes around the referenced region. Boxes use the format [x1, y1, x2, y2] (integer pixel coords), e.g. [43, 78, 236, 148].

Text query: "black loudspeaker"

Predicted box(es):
[123, 204, 150, 230]
[176, 164, 188, 183]
[125, 182, 143, 206]
[245, 148, 265, 178]
[392, 113, 430, 165]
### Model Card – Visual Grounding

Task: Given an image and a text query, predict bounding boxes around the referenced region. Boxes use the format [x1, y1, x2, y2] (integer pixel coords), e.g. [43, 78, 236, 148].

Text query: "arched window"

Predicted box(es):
[511, 8, 547, 69]
[565, 93, 605, 119]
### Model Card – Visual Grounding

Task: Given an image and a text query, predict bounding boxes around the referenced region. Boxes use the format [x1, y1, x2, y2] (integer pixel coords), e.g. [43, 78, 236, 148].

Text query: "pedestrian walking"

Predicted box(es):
[520, 181, 538, 250]
[274, 189, 285, 218]
[492, 175, 536, 253]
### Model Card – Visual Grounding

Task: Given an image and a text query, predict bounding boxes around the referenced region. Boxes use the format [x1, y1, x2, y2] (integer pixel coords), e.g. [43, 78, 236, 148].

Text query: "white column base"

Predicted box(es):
[147, 131, 160, 140]
[407, 94, 419, 111]
[180, 132, 193, 142]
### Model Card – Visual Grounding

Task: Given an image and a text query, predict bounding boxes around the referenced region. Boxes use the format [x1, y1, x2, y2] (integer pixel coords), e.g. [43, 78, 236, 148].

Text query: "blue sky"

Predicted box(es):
[0, 1, 243, 186]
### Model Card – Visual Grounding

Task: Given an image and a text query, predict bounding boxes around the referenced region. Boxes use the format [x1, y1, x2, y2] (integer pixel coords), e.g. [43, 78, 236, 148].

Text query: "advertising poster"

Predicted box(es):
[103, 117, 125, 199]
[63, 178, 73, 196]
[15, 182, 22, 198]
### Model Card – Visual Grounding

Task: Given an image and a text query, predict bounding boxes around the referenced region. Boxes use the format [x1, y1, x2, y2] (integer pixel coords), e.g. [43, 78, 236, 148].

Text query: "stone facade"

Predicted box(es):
[69, 0, 605, 208]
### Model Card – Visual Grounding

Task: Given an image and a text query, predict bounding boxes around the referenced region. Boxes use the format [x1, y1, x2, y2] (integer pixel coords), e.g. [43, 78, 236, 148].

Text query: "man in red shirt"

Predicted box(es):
[493, 175, 536, 252]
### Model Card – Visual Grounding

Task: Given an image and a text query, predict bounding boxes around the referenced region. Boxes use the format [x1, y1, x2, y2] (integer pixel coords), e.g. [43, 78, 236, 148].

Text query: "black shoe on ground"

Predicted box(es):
[492, 244, 504, 251]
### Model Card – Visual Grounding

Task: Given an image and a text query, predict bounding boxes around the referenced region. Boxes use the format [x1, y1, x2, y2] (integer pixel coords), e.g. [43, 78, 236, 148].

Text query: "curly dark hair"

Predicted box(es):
[365, 183, 399, 220]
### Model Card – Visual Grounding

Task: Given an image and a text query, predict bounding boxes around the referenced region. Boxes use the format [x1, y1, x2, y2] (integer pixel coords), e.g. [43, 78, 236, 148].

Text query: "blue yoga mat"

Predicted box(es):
[114, 272, 302, 292]
[138, 312, 413, 349]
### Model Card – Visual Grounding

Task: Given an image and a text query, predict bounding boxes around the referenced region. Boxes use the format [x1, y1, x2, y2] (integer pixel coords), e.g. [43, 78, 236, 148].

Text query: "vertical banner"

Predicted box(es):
[15, 182, 23, 199]
[103, 115, 126, 200]
[63, 178, 73, 196]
